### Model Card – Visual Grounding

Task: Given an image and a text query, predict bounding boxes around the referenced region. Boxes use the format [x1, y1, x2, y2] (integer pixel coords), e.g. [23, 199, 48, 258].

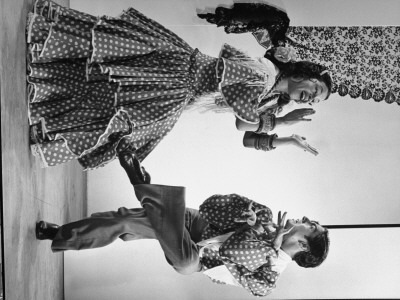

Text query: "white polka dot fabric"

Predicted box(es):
[217, 44, 278, 124]
[199, 194, 273, 236]
[26, 1, 279, 170]
[199, 194, 279, 296]
[26, 0, 219, 170]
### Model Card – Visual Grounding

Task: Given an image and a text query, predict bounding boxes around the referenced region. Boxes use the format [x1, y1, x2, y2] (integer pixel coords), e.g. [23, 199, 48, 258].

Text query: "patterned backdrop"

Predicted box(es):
[287, 26, 400, 105]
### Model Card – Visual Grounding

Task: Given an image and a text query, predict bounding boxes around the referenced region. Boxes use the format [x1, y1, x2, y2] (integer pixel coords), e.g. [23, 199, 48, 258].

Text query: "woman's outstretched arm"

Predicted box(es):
[243, 132, 318, 155]
[235, 118, 259, 131]
[236, 108, 315, 133]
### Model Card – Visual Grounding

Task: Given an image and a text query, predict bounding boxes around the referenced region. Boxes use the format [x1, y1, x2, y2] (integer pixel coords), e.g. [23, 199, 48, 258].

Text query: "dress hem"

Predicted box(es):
[30, 143, 49, 168]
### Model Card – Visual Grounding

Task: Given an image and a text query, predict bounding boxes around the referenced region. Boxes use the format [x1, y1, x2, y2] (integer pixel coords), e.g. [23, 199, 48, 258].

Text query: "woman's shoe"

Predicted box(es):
[29, 122, 47, 145]
[29, 125, 41, 144]
[36, 221, 60, 240]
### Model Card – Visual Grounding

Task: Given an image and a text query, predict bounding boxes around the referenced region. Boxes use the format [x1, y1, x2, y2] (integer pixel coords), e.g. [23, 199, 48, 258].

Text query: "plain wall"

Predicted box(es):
[65, 0, 400, 299]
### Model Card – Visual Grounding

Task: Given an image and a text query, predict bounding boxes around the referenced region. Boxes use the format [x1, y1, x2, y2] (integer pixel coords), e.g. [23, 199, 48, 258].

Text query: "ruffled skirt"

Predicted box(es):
[27, 0, 199, 169]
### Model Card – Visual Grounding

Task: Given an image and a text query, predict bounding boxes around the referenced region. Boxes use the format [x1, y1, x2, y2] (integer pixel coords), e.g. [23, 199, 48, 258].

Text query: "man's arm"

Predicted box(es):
[223, 263, 279, 297]
[220, 225, 277, 272]
[199, 194, 273, 232]
[219, 223, 280, 296]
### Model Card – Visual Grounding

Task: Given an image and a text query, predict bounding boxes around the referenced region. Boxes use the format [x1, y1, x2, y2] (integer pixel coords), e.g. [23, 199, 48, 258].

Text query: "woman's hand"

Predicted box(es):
[277, 108, 315, 126]
[290, 134, 319, 156]
[272, 211, 294, 251]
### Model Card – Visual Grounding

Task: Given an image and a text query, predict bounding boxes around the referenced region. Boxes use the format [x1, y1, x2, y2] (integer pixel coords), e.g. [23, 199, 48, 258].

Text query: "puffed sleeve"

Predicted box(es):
[220, 226, 277, 271]
[220, 226, 279, 297]
[216, 44, 279, 124]
[224, 263, 279, 297]
[199, 194, 273, 232]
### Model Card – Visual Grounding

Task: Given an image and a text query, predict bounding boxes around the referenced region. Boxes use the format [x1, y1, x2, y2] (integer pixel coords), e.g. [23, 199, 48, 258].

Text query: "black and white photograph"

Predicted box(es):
[1, 0, 400, 299]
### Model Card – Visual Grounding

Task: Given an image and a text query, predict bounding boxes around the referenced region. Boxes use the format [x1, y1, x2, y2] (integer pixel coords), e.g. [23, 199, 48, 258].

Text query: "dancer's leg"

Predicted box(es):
[50, 184, 209, 275]
[134, 184, 209, 274]
[51, 207, 155, 252]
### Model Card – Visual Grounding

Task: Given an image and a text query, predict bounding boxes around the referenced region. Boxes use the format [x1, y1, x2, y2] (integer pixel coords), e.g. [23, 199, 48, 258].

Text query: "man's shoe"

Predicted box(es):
[118, 151, 151, 185]
[36, 221, 60, 240]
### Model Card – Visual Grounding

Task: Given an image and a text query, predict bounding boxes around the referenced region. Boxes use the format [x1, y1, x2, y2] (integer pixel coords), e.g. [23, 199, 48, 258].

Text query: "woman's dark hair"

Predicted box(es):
[293, 229, 330, 268]
[264, 48, 333, 106]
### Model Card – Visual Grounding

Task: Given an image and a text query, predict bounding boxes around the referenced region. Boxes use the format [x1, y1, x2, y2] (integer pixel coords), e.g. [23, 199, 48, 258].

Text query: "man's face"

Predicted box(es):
[287, 77, 329, 105]
[284, 216, 325, 240]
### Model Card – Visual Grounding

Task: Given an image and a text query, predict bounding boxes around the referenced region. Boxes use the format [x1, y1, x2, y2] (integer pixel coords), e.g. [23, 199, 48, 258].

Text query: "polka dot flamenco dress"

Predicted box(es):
[27, 0, 219, 169]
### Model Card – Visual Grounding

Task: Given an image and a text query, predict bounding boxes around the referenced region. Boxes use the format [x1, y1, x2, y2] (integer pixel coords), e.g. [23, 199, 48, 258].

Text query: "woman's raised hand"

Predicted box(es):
[290, 134, 319, 156]
[279, 108, 315, 126]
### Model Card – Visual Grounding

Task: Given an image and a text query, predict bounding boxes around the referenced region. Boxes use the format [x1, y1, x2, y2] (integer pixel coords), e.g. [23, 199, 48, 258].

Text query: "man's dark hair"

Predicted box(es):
[293, 229, 330, 268]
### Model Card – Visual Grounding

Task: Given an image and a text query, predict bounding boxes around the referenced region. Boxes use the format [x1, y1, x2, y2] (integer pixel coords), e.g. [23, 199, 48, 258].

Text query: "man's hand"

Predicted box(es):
[234, 201, 267, 226]
[278, 108, 315, 126]
[272, 211, 294, 251]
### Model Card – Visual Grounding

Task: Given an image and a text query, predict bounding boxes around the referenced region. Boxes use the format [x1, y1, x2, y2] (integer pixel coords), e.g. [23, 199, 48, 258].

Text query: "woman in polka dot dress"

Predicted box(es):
[27, 0, 332, 169]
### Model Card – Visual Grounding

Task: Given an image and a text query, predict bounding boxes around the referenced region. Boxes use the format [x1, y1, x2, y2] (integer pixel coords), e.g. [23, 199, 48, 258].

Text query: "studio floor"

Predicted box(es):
[1, 1, 87, 299]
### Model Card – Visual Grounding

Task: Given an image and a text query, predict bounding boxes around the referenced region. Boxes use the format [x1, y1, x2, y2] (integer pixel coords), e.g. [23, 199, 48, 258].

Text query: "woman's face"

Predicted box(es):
[287, 76, 329, 105]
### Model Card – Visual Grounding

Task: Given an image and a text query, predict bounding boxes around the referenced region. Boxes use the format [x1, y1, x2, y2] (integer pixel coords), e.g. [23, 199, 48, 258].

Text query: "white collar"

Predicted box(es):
[269, 248, 292, 274]
[278, 248, 292, 262]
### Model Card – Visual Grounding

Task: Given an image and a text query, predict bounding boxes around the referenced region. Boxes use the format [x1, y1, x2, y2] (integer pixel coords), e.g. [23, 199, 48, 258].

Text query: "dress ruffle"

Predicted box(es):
[27, 0, 203, 170]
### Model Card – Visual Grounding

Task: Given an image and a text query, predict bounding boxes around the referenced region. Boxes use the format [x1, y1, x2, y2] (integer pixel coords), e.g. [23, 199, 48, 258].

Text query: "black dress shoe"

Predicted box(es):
[36, 221, 60, 240]
[118, 151, 151, 186]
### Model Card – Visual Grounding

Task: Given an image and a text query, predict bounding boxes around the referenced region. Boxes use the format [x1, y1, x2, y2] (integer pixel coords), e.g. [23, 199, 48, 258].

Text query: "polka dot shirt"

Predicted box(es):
[199, 194, 280, 297]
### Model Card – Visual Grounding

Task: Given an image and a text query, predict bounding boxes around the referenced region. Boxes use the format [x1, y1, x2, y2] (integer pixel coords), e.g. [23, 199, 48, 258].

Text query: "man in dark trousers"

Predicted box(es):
[36, 151, 330, 297]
